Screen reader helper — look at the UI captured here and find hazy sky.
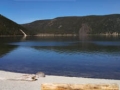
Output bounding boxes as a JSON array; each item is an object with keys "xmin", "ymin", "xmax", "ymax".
[{"xmin": 0, "ymin": 0, "xmax": 120, "ymax": 24}]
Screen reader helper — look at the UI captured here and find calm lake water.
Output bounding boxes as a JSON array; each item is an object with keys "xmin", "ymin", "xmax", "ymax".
[{"xmin": 0, "ymin": 36, "xmax": 120, "ymax": 79}]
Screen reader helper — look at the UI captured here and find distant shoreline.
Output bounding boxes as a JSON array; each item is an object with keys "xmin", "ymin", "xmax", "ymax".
[{"xmin": 0, "ymin": 33, "xmax": 120, "ymax": 37}]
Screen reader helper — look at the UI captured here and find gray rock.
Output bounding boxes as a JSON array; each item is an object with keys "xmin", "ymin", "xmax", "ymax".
[{"xmin": 36, "ymin": 72, "xmax": 45, "ymax": 78}]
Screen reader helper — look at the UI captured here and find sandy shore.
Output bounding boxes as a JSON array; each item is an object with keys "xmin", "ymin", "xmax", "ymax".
[{"xmin": 0, "ymin": 70, "xmax": 120, "ymax": 90}]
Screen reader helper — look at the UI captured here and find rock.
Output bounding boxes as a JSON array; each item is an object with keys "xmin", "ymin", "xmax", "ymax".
[{"xmin": 36, "ymin": 72, "xmax": 45, "ymax": 78}]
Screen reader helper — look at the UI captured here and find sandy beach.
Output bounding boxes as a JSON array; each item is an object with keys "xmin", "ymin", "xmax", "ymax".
[{"xmin": 0, "ymin": 70, "xmax": 120, "ymax": 90}]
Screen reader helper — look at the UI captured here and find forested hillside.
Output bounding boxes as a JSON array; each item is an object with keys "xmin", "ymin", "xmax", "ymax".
[
  {"xmin": 0, "ymin": 14, "xmax": 120, "ymax": 36},
  {"xmin": 0, "ymin": 14, "xmax": 29, "ymax": 35},
  {"xmin": 22, "ymin": 14, "xmax": 120, "ymax": 35}
]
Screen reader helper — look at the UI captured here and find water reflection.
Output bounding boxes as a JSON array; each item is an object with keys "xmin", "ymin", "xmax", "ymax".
[
  {"xmin": 20, "ymin": 36, "xmax": 27, "ymax": 41},
  {"xmin": 1, "ymin": 35, "xmax": 120, "ymax": 57},
  {"xmin": 30, "ymin": 42, "xmax": 120, "ymax": 56},
  {"xmin": 0, "ymin": 36, "xmax": 120, "ymax": 79},
  {"xmin": 0, "ymin": 37, "xmax": 21, "ymax": 57},
  {"xmin": 0, "ymin": 44, "xmax": 17, "ymax": 57}
]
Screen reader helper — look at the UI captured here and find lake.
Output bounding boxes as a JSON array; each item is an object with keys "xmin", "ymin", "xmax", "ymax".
[{"xmin": 0, "ymin": 36, "xmax": 120, "ymax": 79}]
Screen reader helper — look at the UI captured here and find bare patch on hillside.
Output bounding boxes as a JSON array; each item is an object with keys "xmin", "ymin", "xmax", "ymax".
[{"xmin": 79, "ymin": 23, "xmax": 91, "ymax": 36}]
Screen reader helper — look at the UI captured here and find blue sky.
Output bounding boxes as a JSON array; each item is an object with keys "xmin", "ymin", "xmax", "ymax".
[{"xmin": 0, "ymin": 0, "xmax": 120, "ymax": 24}]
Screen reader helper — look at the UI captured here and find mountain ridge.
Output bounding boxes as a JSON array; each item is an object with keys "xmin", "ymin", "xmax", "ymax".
[
  {"xmin": 22, "ymin": 14, "xmax": 120, "ymax": 36},
  {"xmin": 0, "ymin": 14, "xmax": 29, "ymax": 36},
  {"xmin": 0, "ymin": 14, "xmax": 120, "ymax": 36}
]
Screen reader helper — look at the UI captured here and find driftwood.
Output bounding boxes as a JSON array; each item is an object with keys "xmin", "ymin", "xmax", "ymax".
[
  {"xmin": 41, "ymin": 83, "xmax": 119, "ymax": 90},
  {"xmin": 0, "ymin": 72, "xmax": 45, "ymax": 81},
  {"xmin": 7, "ymin": 72, "xmax": 45, "ymax": 81},
  {"xmin": 7, "ymin": 74, "xmax": 38, "ymax": 81}
]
